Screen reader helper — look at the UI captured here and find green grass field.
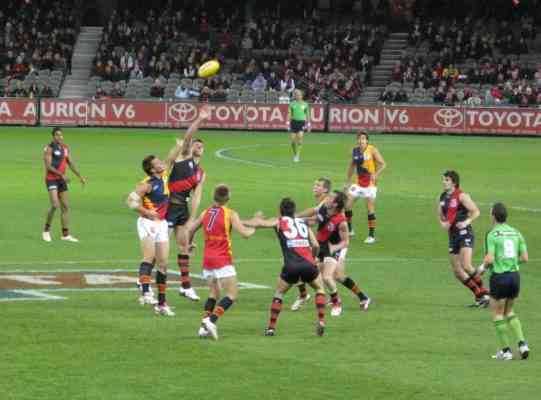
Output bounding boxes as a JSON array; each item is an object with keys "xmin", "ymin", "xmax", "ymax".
[{"xmin": 1, "ymin": 127, "xmax": 539, "ymax": 400}]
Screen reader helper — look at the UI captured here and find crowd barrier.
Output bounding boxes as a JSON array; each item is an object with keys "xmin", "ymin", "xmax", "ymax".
[{"xmin": 1, "ymin": 98, "xmax": 541, "ymax": 136}]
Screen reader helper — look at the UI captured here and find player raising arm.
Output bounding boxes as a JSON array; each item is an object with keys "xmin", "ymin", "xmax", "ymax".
[{"xmin": 166, "ymin": 105, "xmax": 210, "ymax": 301}]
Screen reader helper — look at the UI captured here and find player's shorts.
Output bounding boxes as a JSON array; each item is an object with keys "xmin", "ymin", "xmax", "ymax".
[
  {"xmin": 166, "ymin": 202, "xmax": 189, "ymax": 227},
  {"xmin": 348, "ymin": 184, "xmax": 377, "ymax": 200},
  {"xmin": 317, "ymin": 242, "xmax": 347, "ymax": 262},
  {"xmin": 280, "ymin": 262, "xmax": 319, "ymax": 285},
  {"xmin": 203, "ymin": 265, "xmax": 237, "ymax": 280},
  {"xmin": 448, "ymin": 226, "xmax": 474, "ymax": 254},
  {"xmin": 290, "ymin": 120, "xmax": 306, "ymax": 133},
  {"xmin": 490, "ymin": 271, "xmax": 520, "ymax": 300},
  {"xmin": 137, "ymin": 217, "xmax": 169, "ymax": 243},
  {"xmin": 45, "ymin": 178, "xmax": 68, "ymax": 193}
]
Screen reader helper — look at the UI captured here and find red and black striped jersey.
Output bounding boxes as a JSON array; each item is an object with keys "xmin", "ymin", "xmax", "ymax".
[
  {"xmin": 168, "ymin": 158, "xmax": 203, "ymax": 202},
  {"xmin": 316, "ymin": 206, "xmax": 346, "ymax": 244},
  {"xmin": 275, "ymin": 217, "xmax": 315, "ymax": 266},
  {"xmin": 45, "ymin": 142, "xmax": 69, "ymax": 180},
  {"xmin": 439, "ymin": 188, "xmax": 468, "ymax": 231}
]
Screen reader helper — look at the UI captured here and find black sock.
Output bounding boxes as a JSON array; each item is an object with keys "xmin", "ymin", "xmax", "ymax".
[
  {"xmin": 156, "ymin": 270, "xmax": 167, "ymax": 305},
  {"xmin": 210, "ymin": 296, "xmax": 234, "ymax": 323}
]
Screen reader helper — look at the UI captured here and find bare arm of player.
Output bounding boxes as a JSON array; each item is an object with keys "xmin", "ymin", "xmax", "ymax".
[
  {"xmin": 230, "ymin": 211, "xmax": 256, "ymax": 238},
  {"xmin": 329, "ymin": 221, "xmax": 350, "ymax": 254},
  {"xmin": 456, "ymin": 193, "xmax": 480, "ymax": 229},
  {"xmin": 66, "ymin": 149, "xmax": 87, "ymax": 185},
  {"xmin": 187, "ymin": 212, "xmax": 204, "ymax": 239},
  {"xmin": 43, "ymin": 146, "xmax": 67, "ymax": 181},
  {"xmin": 243, "ymin": 215, "xmax": 279, "ymax": 229},
  {"xmin": 295, "ymin": 206, "xmax": 318, "ymax": 219},
  {"xmin": 345, "ymin": 161, "xmax": 355, "ymax": 189},
  {"xmin": 127, "ymin": 183, "xmax": 159, "ymax": 220},
  {"xmin": 189, "ymin": 172, "xmax": 206, "ymax": 221},
  {"xmin": 373, "ymin": 147, "xmax": 386, "ymax": 180},
  {"xmin": 178, "ymin": 105, "xmax": 211, "ymax": 158},
  {"xmin": 308, "ymin": 227, "xmax": 320, "ymax": 258}
]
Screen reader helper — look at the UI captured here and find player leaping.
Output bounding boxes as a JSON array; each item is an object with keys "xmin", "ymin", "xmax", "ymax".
[{"xmin": 166, "ymin": 106, "xmax": 210, "ymax": 301}]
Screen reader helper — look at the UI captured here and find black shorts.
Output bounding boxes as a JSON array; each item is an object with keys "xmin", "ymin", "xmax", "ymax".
[
  {"xmin": 448, "ymin": 227, "xmax": 474, "ymax": 255},
  {"xmin": 290, "ymin": 120, "xmax": 306, "ymax": 133},
  {"xmin": 490, "ymin": 271, "xmax": 520, "ymax": 300},
  {"xmin": 45, "ymin": 179, "xmax": 68, "ymax": 193},
  {"xmin": 317, "ymin": 241, "xmax": 343, "ymax": 262},
  {"xmin": 280, "ymin": 262, "xmax": 319, "ymax": 285},
  {"xmin": 166, "ymin": 202, "xmax": 190, "ymax": 228}
]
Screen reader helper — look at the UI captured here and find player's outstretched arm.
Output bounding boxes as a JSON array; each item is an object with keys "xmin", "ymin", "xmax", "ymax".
[
  {"xmin": 295, "ymin": 206, "xmax": 318, "ymax": 219},
  {"xmin": 243, "ymin": 213, "xmax": 278, "ymax": 229},
  {"xmin": 166, "ymin": 105, "xmax": 211, "ymax": 167},
  {"xmin": 231, "ymin": 211, "xmax": 256, "ymax": 238}
]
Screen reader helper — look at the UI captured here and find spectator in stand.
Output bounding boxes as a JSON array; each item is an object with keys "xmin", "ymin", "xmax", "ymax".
[
  {"xmin": 279, "ymin": 74, "xmax": 295, "ymax": 94},
  {"xmin": 434, "ymin": 86, "xmax": 446, "ymax": 103},
  {"xmin": 28, "ymin": 83, "xmax": 40, "ymax": 99},
  {"xmin": 110, "ymin": 83, "xmax": 124, "ymax": 98},
  {"xmin": 175, "ymin": 84, "xmax": 190, "ymax": 99},
  {"xmin": 251, "ymin": 73, "xmax": 267, "ymax": 92},
  {"xmin": 13, "ymin": 81, "xmax": 28, "ymax": 98},
  {"xmin": 40, "ymin": 84, "xmax": 54, "ymax": 98},
  {"xmin": 199, "ymin": 86, "xmax": 210, "ymax": 102},
  {"xmin": 130, "ymin": 64, "xmax": 144, "ymax": 80},
  {"xmin": 490, "ymin": 85, "xmax": 504, "ymax": 104},
  {"xmin": 395, "ymin": 88, "xmax": 408, "ymax": 103},
  {"xmin": 150, "ymin": 79, "xmax": 164, "ymax": 98},
  {"xmin": 379, "ymin": 88, "xmax": 394, "ymax": 104},
  {"xmin": 267, "ymin": 71, "xmax": 280, "ymax": 91}
]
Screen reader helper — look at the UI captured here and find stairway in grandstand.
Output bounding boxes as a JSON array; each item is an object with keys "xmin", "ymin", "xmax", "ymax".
[
  {"xmin": 359, "ymin": 32, "xmax": 408, "ymax": 104},
  {"xmin": 59, "ymin": 27, "xmax": 103, "ymax": 98}
]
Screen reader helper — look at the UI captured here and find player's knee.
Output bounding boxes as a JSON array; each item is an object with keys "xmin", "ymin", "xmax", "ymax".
[{"xmin": 60, "ymin": 203, "xmax": 69, "ymax": 213}]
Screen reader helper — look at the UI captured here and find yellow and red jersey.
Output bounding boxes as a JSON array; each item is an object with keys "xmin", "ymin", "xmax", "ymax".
[
  {"xmin": 202, "ymin": 205, "xmax": 233, "ymax": 269},
  {"xmin": 352, "ymin": 144, "xmax": 377, "ymax": 187},
  {"xmin": 140, "ymin": 173, "xmax": 169, "ymax": 220}
]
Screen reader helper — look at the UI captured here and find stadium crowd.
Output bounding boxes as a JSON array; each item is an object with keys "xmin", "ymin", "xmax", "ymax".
[
  {"xmin": 380, "ymin": 2, "xmax": 541, "ymax": 106},
  {"xmin": 89, "ymin": 4, "xmax": 388, "ymax": 103},
  {"xmin": 0, "ymin": 0, "xmax": 78, "ymax": 97}
]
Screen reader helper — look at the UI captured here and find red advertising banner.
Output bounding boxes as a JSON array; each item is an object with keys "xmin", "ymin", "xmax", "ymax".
[
  {"xmin": 0, "ymin": 99, "xmax": 37, "ymax": 125},
  {"xmin": 328, "ymin": 104, "xmax": 541, "ymax": 136},
  {"xmin": 39, "ymin": 100, "xmax": 325, "ymax": 131}
]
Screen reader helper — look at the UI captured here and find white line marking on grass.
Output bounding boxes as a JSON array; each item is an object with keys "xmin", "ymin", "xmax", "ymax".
[
  {"xmin": 0, "ymin": 290, "xmax": 65, "ymax": 302},
  {"xmin": 215, "ymin": 144, "xmax": 541, "ymax": 214},
  {"xmin": 215, "ymin": 144, "xmax": 281, "ymax": 168}
]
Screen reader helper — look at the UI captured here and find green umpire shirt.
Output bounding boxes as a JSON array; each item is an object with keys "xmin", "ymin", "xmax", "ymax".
[
  {"xmin": 486, "ymin": 223, "xmax": 527, "ymax": 274},
  {"xmin": 289, "ymin": 101, "xmax": 309, "ymax": 121}
]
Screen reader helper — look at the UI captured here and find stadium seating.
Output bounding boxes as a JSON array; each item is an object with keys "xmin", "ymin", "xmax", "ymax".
[
  {"xmin": 88, "ymin": 5, "xmax": 388, "ymax": 103},
  {"xmin": 0, "ymin": 0, "xmax": 79, "ymax": 98}
]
